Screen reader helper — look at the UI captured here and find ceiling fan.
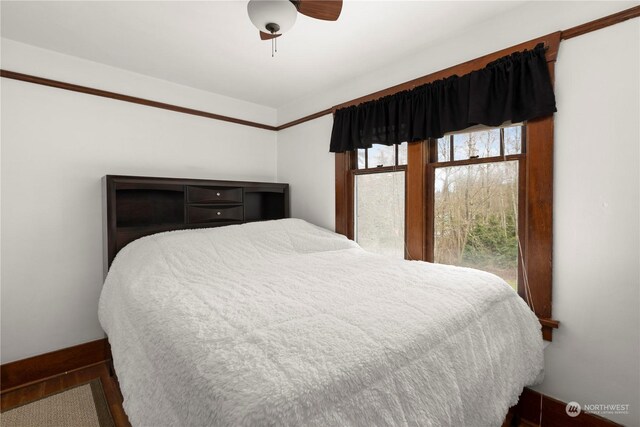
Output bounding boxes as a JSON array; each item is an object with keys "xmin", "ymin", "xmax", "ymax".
[{"xmin": 247, "ymin": 0, "xmax": 343, "ymax": 55}]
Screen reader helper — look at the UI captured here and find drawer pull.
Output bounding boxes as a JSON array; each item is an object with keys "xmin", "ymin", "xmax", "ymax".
[
  {"xmin": 217, "ymin": 211, "xmax": 221, "ymax": 215},
  {"xmin": 216, "ymin": 192, "xmax": 221, "ymax": 196}
]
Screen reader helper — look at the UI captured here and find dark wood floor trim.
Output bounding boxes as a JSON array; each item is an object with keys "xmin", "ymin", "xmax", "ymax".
[
  {"xmin": 0, "ymin": 70, "xmax": 278, "ymax": 131},
  {"xmin": 514, "ymin": 388, "xmax": 623, "ymax": 427},
  {"xmin": 1, "ymin": 344, "xmax": 621, "ymax": 427},
  {"xmin": 1, "ymin": 362, "xmax": 131, "ymax": 427},
  {"xmin": 561, "ymin": 5, "xmax": 640, "ymax": 40},
  {"xmin": 0, "ymin": 338, "xmax": 111, "ymax": 394}
]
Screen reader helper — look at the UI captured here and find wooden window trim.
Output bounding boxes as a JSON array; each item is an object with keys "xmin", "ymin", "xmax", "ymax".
[
  {"xmin": 335, "ymin": 32, "xmax": 560, "ymax": 340},
  {"xmin": 353, "ymin": 165, "xmax": 407, "ymax": 176},
  {"xmin": 434, "ymin": 153, "xmax": 525, "ymax": 168}
]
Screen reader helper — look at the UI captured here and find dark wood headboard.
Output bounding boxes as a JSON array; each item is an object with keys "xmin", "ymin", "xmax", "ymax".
[{"xmin": 102, "ymin": 175, "xmax": 289, "ymax": 276}]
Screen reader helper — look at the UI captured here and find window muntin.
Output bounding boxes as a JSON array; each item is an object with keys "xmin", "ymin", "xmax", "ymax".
[{"xmin": 355, "ymin": 171, "xmax": 405, "ymax": 258}]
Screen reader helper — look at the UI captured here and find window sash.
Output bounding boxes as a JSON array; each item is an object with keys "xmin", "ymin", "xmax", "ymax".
[
  {"xmin": 354, "ymin": 170, "xmax": 406, "ymax": 259},
  {"xmin": 427, "ymin": 147, "xmax": 526, "ymax": 299}
]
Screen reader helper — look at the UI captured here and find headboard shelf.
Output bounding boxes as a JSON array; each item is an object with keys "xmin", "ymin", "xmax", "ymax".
[
  {"xmin": 115, "ymin": 188, "xmax": 185, "ymax": 227},
  {"xmin": 103, "ymin": 175, "xmax": 289, "ymax": 275}
]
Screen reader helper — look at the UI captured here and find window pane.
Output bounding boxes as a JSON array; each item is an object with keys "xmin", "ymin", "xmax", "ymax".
[
  {"xmin": 355, "ymin": 171, "xmax": 405, "ymax": 258},
  {"xmin": 473, "ymin": 129, "xmax": 501, "ymax": 157},
  {"xmin": 357, "ymin": 149, "xmax": 367, "ymax": 169},
  {"xmin": 397, "ymin": 142, "xmax": 408, "ymax": 165},
  {"xmin": 368, "ymin": 144, "xmax": 395, "ymax": 167},
  {"xmin": 453, "ymin": 129, "xmax": 500, "ymax": 160},
  {"xmin": 438, "ymin": 137, "xmax": 450, "ymax": 162},
  {"xmin": 434, "ymin": 161, "xmax": 519, "ymax": 290},
  {"xmin": 504, "ymin": 125, "xmax": 523, "ymax": 155},
  {"xmin": 453, "ymin": 133, "xmax": 471, "ymax": 160}
]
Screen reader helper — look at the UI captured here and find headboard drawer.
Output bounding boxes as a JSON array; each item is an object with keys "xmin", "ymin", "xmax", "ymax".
[
  {"xmin": 187, "ymin": 186, "xmax": 243, "ymax": 204},
  {"xmin": 187, "ymin": 205, "xmax": 244, "ymax": 224}
]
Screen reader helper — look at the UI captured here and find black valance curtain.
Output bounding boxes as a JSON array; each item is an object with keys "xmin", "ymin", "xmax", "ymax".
[{"xmin": 329, "ymin": 43, "xmax": 556, "ymax": 153}]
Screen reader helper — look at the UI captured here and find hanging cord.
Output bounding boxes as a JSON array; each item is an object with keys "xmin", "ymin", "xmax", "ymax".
[{"xmin": 517, "ymin": 237, "xmax": 535, "ymax": 312}]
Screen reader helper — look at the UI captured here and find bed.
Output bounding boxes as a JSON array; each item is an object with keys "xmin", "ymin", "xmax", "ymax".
[{"xmin": 99, "ymin": 210, "xmax": 543, "ymax": 426}]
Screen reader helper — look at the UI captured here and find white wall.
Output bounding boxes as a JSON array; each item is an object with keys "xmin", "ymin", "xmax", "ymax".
[
  {"xmin": 0, "ymin": 41, "xmax": 278, "ymax": 363},
  {"xmin": 2, "ymin": 39, "xmax": 277, "ymax": 127},
  {"xmin": 277, "ymin": 115, "xmax": 335, "ymax": 231},
  {"xmin": 276, "ymin": 5, "xmax": 640, "ymax": 426},
  {"xmin": 538, "ymin": 19, "xmax": 640, "ymax": 424}
]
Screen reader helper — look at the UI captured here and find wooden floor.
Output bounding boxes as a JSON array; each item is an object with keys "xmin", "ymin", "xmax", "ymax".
[{"xmin": 0, "ymin": 362, "xmax": 131, "ymax": 427}]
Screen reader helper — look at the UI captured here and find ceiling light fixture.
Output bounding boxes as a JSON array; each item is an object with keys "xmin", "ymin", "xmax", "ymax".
[{"xmin": 247, "ymin": 0, "xmax": 297, "ymax": 57}]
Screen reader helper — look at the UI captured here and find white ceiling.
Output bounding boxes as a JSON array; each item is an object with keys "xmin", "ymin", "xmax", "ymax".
[{"xmin": 1, "ymin": 1, "xmax": 526, "ymax": 108}]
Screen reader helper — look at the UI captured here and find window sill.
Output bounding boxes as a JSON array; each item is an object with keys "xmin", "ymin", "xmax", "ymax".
[{"xmin": 539, "ymin": 317, "xmax": 559, "ymax": 341}]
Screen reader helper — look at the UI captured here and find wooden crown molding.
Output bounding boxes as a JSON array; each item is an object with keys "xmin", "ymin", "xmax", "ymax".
[
  {"xmin": 0, "ymin": 338, "xmax": 111, "ymax": 394},
  {"xmin": 2, "ymin": 7, "xmax": 638, "ymax": 132},
  {"xmin": 277, "ymin": 108, "xmax": 333, "ymax": 131},
  {"xmin": 561, "ymin": 5, "xmax": 640, "ymax": 40},
  {"xmin": 332, "ymin": 32, "xmax": 561, "ymax": 112},
  {"xmin": 0, "ymin": 70, "xmax": 278, "ymax": 132},
  {"xmin": 276, "ymin": 31, "xmax": 559, "ymax": 130},
  {"xmin": 279, "ymin": 5, "xmax": 639, "ymax": 129}
]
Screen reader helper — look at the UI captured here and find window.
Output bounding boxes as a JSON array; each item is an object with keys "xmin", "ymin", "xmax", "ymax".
[
  {"xmin": 353, "ymin": 143, "xmax": 407, "ymax": 258},
  {"xmin": 336, "ymin": 121, "xmax": 556, "ymax": 340},
  {"xmin": 432, "ymin": 126, "xmax": 524, "ymax": 291},
  {"xmin": 334, "ymin": 37, "xmax": 557, "ymax": 340}
]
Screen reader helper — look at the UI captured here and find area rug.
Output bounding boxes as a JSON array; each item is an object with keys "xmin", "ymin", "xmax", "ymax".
[{"xmin": 1, "ymin": 379, "xmax": 115, "ymax": 427}]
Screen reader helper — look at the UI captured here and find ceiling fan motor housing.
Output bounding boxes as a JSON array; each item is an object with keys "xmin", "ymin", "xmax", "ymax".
[{"xmin": 265, "ymin": 23, "xmax": 280, "ymax": 34}]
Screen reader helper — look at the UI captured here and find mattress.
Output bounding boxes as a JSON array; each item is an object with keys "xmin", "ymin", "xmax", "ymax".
[{"xmin": 99, "ymin": 218, "xmax": 543, "ymax": 427}]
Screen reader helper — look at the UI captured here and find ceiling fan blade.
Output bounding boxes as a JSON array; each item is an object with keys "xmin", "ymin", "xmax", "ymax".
[
  {"xmin": 291, "ymin": 0, "xmax": 342, "ymax": 21},
  {"xmin": 260, "ymin": 31, "xmax": 282, "ymax": 40}
]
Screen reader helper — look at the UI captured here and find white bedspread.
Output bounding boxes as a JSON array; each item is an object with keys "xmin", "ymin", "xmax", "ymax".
[{"xmin": 99, "ymin": 219, "xmax": 543, "ymax": 427}]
